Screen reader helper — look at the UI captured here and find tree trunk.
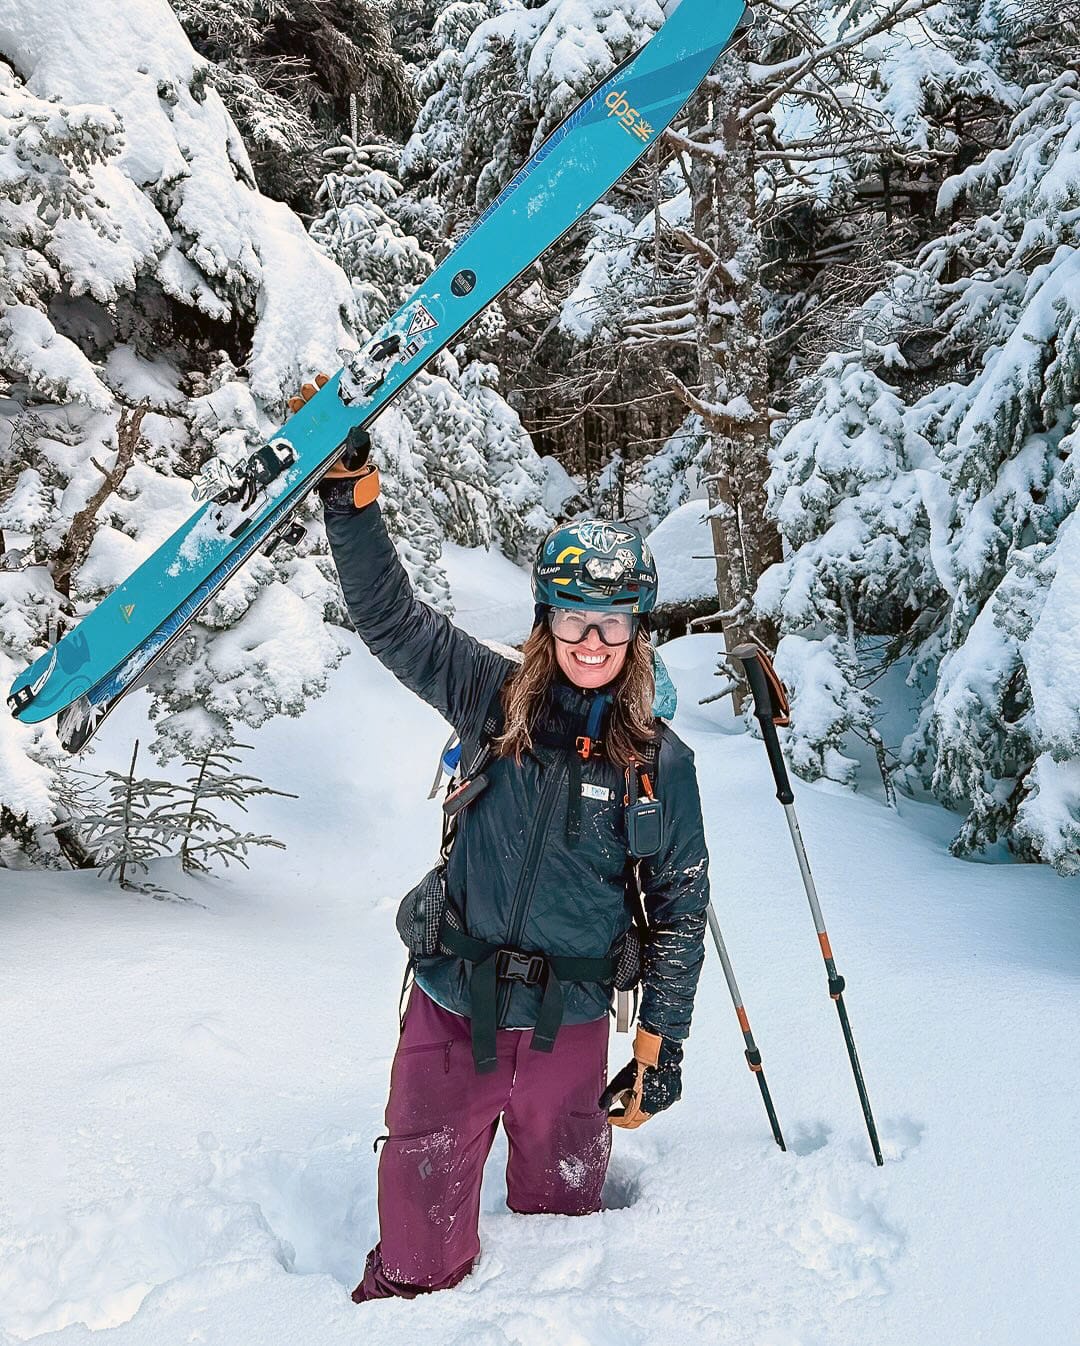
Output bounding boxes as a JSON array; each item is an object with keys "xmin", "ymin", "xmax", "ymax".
[{"xmin": 681, "ymin": 65, "xmax": 782, "ymax": 709}]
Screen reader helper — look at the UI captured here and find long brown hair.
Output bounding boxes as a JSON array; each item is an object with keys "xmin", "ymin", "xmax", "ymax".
[{"xmin": 496, "ymin": 621, "xmax": 657, "ymax": 769}]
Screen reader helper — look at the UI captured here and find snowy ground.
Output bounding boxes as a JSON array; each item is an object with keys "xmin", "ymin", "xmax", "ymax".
[{"xmin": 2, "ymin": 562, "xmax": 1079, "ymax": 1346}]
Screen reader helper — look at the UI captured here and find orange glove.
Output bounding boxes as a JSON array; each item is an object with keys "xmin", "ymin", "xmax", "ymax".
[{"xmin": 290, "ymin": 374, "xmax": 380, "ymax": 512}]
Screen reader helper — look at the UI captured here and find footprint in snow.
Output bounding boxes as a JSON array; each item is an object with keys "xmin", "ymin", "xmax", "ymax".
[
  {"xmin": 197, "ymin": 1130, "xmax": 376, "ymax": 1285},
  {"xmin": 528, "ymin": 1243, "xmax": 605, "ymax": 1293},
  {"xmin": 179, "ymin": 1018, "xmax": 246, "ymax": 1063},
  {"xmin": 0, "ymin": 1189, "xmax": 290, "ymax": 1340},
  {"xmin": 787, "ymin": 1120, "xmax": 832, "ymax": 1156},
  {"xmin": 600, "ymin": 1153, "xmax": 641, "ymax": 1211},
  {"xmin": 785, "ymin": 1180, "xmax": 905, "ymax": 1301},
  {"xmin": 878, "ymin": 1114, "xmax": 925, "ymax": 1162}
]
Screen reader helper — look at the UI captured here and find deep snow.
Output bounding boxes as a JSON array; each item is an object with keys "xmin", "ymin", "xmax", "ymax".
[{"xmin": 1, "ymin": 564, "xmax": 1078, "ymax": 1346}]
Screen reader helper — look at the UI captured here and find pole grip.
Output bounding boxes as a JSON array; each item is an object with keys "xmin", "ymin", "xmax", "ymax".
[{"xmin": 732, "ymin": 644, "xmax": 794, "ymax": 806}]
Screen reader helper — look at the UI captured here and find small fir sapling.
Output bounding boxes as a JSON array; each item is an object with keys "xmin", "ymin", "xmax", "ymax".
[
  {"xmin": 170, "ymin": 743, "xmax": 296, "ymax": 874},
  {"xmin": 84, "ymin": 740, "xmax": 294, "ymax": 890},
  {"xmin": 83, "ymin": 740, "xmax": 188, "ymax": 892}
]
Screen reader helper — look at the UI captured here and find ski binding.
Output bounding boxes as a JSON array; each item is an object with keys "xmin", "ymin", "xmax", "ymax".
[
  {"xmin": 262, "ymin": 520, "xmax": 306, "ymax": 557},
  {"xmin": 192, "ymin": 438, "xmax": 297, "ymax": 513},
  {"xmin": 339, "ymin": 334, "xmax": 402, "ymax": 405}
]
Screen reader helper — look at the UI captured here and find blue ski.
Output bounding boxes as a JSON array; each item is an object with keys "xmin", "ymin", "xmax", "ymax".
[{"xmin": 8, "ymin": 0, "xmax": 748, "ymax": 750}]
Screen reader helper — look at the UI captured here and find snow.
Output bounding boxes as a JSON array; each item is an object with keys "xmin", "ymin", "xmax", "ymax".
[
  {"xmin": 441, "ymin": 541, "xmax": 535, "ymax": 646},
  {"xmin": 102, "ymin": 350, "xmax": 185, "ymax": 411},
  {"xmin": 2, "ymin": 553, "xmax": 1078, "ymax": 1343},
  {"xmin": 537, "ymin": 454, "xmax": 582, "ymax": 517},
  {"xmin": 647, "ymin": 498, "xmax": 715, "ymax": 607},
  {"xmin": 0, "ymin": 0, "xmax": 356, "ymax": 410},
  {"xmin": 0, "ymin": 306, "xmax": 113, "ymax": 411},
  {"xmin": 1023, "ymin": 510, "xmax": 1080, "ymax": 751}
]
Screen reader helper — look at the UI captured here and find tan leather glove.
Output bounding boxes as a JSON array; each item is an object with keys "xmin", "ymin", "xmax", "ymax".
[{"xmin": 601, "ymin": 1027, "xmax": 683, "ymax": 1130}]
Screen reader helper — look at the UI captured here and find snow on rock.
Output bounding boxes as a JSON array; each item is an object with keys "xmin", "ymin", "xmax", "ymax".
[{"xmin": 648, "ymin": 497, "xmax": 715, "ymax": 608}]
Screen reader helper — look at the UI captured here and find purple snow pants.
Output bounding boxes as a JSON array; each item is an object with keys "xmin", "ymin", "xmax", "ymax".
[{"xmin": 352, "ymin": 985, "xmax": 611, "ymax": 1302}]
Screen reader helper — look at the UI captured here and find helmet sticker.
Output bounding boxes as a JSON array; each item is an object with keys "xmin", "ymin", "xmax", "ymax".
[{"xmin": 574, "ymin": 521, "xmax": 635, "ymax": 553}]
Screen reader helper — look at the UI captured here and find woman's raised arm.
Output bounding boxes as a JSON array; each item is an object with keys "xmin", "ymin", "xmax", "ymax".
[{"xmin": 324, "ymin": 494, "xmax": 512, "ymax": 737}]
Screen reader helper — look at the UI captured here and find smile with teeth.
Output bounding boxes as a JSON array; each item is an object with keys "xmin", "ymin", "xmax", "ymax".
[{"xmin": 573, "ymin": 650, "xmax": 609, "ymax": 665}]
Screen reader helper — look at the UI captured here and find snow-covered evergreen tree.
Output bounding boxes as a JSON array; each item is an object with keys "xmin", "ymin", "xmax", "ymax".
[
  {"xmin": 0, "ymin": 0, "xmax": 356, "ymax": 861},
  {"xmin": 550, "ymin": 0, "xmax": 1012, "ymax": 659},
  {"xmin": 403, "ymin": 0, "xmax": 663, "ymax": 228},
  {"xmin": 759, "ymin": 350, "xmax": 944, "ymax": 642},
  {"xmin": 311, "ymin": 135, "xmax": 433, "ymax": 334},
  {"xmin": 758, "ymin": 53, "xmax": 1080, "ymax": 871},
  {"xmin": 173, "ymin": 0, "xmax": 415, "ymax": 211},
  {"xmin": 458, "ymin": 359, "xmax": 553, "ymax": 562},
  {"xmin": 307, "ymin": 129, "xmax": 556, "ymax": 598}
]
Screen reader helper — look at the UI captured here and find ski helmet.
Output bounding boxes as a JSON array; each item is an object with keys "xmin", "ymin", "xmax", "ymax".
[{"xmin": 532, "ymin": 519, "xmax": 658, "ymax": 614}]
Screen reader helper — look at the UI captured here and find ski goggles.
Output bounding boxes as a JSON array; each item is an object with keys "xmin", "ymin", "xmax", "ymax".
[{"xmin": 548, "ymin": 608, "xmax": 637, "ymax": 647}]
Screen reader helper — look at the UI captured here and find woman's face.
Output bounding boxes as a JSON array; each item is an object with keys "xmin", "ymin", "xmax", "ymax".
[{"xmin": 550, "ymin": 610, "xmax": 632, "ymax": 689}]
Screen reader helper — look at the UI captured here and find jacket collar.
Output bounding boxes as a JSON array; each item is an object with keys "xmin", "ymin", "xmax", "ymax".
[{"xmin": 533, "ymin": 678, "xmax": 612, "ymax": 747}]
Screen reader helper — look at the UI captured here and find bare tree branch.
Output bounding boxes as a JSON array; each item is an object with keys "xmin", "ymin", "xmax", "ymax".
[
  {"xmin": 53, "ymin": 403, "xmax": 149, "ymax": 601},
  {"xmin": 737, "ymin": 0, "xmax": 941, "ymax": 123}
]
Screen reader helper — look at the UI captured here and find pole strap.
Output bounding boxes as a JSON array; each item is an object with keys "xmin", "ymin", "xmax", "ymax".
[{"xmin": 732, "ymin": 637, "xmax": 790, "ymax": 726}]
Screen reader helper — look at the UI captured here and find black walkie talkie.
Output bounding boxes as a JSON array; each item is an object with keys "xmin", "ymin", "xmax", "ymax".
[{"xmin": 625, "ymin": 761, "xmax": 663, "ymax": 858}]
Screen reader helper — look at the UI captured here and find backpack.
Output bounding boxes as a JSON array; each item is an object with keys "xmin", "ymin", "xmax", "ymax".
[{"xmin": 404, "ymin": 690, "xmax": 662, "ymax": 1038}]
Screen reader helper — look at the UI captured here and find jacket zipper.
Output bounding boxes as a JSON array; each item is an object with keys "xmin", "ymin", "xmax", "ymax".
[{"xmin": 496, "ymin": 753, "xmax": 567, "ymax": 1026}]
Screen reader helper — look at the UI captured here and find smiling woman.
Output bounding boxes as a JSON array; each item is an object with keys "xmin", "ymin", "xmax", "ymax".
[
  {"xmin": 550, "ymin": 607, "xmax": 636, "ymax": 690},
  {"xmin": 314, "ymin": 428, "xmax": 711, "ymax": 1306}
]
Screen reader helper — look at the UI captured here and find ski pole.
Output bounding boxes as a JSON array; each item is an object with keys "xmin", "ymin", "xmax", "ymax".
[
  {"xmin": 732, "ymin": 642, "xmax": 884, "ymax": 1167},
  {"xmin": 706, "ymin": 902, "xmax": 786, "ymax": 1151}
]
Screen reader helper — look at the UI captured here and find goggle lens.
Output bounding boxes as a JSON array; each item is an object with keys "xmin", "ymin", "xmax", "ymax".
[{"xmin": 549, "ymin": 609, "xmax": 636, "ymax": 646}]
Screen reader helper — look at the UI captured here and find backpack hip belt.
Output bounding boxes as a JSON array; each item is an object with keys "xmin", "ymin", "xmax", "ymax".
[{"xmin": 438, "ymin": 919, "xmax": 618, "ymax": 1074}]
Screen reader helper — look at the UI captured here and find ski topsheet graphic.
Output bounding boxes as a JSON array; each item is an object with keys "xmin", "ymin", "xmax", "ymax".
[{"xmin": 9, "ymin": 0, "xmax": 748, "ymax": 750}]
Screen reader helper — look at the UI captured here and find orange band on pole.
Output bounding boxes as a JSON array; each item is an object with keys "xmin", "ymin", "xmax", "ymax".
[
  {"xmin": 818, "ymin": 931, "xmax": 834, "ymax": 960},
  {"xmin": 736, "ymin": 1007, "xmax": 750, "ymax": 1033}
]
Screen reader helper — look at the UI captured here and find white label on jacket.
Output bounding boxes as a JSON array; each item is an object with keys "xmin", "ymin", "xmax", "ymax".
[{"xmin": 581, "ymin": 783, "xmax": 614, "ymax": 802}]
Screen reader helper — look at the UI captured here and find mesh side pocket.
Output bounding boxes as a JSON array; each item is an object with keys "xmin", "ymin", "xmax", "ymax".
[
  {"xmin": 612, "ymin": 925, "xmax": 643, "ymax": 992},
  {"xmin": 395, "ymin": 865, "xmax": 449, "ymax": 959}
]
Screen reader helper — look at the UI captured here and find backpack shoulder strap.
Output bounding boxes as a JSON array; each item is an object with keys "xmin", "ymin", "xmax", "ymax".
[
  {"xmin": 640, "ymin": 732, "xmax": 661, "ymax": 788},
  {"xmin": 462, "ymin": 685, "xmax": 505, "ymax": 778},
  {"xmin": 438, "ymin": 686, "xmax": 506, "ymax": 860},
  {"xmin": 624, "ymin": 727, "xmax": 664, "ymax": 929}
]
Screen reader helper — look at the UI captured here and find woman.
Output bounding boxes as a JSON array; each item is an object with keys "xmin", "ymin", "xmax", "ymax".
[{"xmin": 317, "ymin": 427, "xmax": 711, "ymax": 1304}]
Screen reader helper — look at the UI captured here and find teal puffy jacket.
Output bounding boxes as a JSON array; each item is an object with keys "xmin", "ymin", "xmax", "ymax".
[{"xmin": 325, "ymin": 501, "xmax": 710, "ymax": 1041}]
